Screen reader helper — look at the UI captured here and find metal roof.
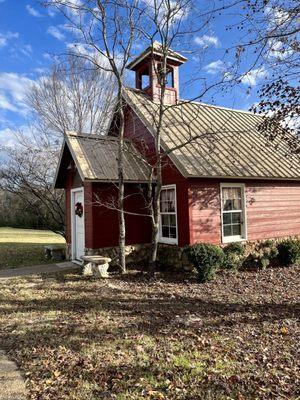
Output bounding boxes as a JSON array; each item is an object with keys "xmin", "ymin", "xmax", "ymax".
[
  {"xmin": 124, "ymin": 88, "xmax": 300, "ymax": 180},
  {"xmin": 127, "ymin": 41, "xmax": 187, "ymax": 71},
  {"xmin": 54, "ymin": 132, "xmax": 150, "ymax": 188}
]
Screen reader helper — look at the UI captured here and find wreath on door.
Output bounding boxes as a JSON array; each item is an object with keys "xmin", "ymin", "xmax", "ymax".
[{"xmin": 75, "ymin": 202, "xmax": 83, "ymax": 217}]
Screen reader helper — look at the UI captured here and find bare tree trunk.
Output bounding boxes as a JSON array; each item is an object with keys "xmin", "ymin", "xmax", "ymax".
[
  {"xmin": 117, "ymin": 92, "xmax": 126, "ymax": 273},
  {"xmin": 149, "ymin": 74, "xmax": 166, "ymax": 276}
]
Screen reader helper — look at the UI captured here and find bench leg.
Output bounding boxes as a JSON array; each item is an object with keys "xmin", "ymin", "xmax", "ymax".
[
  {"xmin": 92, "ymin": 263, "xmax": 110, "ymax": 278},
  {"xmin": 82, "ymin": 262, "xmax": 94, "ymax": 276}
]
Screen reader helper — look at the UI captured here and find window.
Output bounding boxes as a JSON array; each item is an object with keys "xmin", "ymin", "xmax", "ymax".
[
  {"xmin": 137, "ymin": 65, "xmax": 150, "ymax": 90},
  {"xmin": 166, "ymin": 68, "xmax": 174, "ymax": 87},
  {"xmin": 221, "ymin": 184, "xmax": 246, "ymax": 242},
  {"xmin": 158, "ymin": 64, "xmax": 174, "ymax": 88},
  {"xmin": 160, "ymin": 185, "xmax": 177, "ymax": 244}
]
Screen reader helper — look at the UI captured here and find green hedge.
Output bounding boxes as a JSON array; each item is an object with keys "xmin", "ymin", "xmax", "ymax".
[
  {"xmin": 277, "ymin": 239, "xmax": 300, "ymax": 265},
  {"xmin": 184, "ymin": 243, "xmax": 224, "ymax": 282}
]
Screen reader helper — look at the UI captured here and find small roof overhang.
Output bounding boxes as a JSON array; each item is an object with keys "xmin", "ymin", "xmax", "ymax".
[
  {"xmin": 53, "ymin": 131, "xmax": 151, "ymax": 189},
  {"xmin": 126, "ymin": 41, "xmax": 187, "ymax": 71}
]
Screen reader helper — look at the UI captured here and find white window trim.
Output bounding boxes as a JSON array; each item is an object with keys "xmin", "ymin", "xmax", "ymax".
[
  {"xmin": 159, "ymin": 184, "xmax": 178, "ymax": 245},
  {"xmin": 220, "ymin": 183, "xmax": 247, "ymax": 244},
  {"xmin": 71, "ymin": 187, "xmax": 85, "ymax": 263}
]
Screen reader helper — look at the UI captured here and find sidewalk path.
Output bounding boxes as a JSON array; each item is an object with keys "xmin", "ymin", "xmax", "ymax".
[
  {"xmin": 0, "ymin": 262, "xmax": 80, "ymax": 281},
  {"xmin": 0, "ymin": 350, "xmax": 27, "ymax": 400}
]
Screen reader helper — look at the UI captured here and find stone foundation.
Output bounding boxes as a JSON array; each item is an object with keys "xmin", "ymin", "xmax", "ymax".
[
  {"xmin": 85, "ymin": 243, "xmax": 153, "ymax": 267},
  {"xmin": 83, "ymin": 243, "xmax": 193, "ymax": 270},
  {"xmin": 66, "ymin": 235, "xmax": 300, "ymax": 270}
]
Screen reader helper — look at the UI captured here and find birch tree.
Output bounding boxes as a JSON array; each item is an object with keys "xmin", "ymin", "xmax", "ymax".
[{"xmin": 44, "ymin": 0, "xmax": 144, "ymax": 273}]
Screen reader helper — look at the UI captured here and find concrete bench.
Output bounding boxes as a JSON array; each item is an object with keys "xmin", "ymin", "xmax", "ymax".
[
  {"xmin": 81, "ymin": 255, "xmax": 112, "ymax": 278},
  {"xmin": 44, "ymin": 245, "xmax": 65, "ymax": 262}
]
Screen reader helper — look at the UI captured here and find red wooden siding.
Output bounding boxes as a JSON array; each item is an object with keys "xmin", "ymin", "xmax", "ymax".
[
  {"xmin": 123, "ymin": 105, "xmax": 190, "ymax": 246},
  {"xmin": 84, "ymin": 182, "xmax": 93, "ymax": 249},
  {"xmin": 188, "ymin": 179, "xmax": 300, "ymax": 245},
  {"xmin": 88, "ymin": 183, "xmax": 151, "ymax": 248},
  {"xmin": 246, "ymin": 181, "xmax": 300, "ymax": 240},
  {"xmin": 188, "ymin": 180, "xmax": 222, "ymax": 244}
]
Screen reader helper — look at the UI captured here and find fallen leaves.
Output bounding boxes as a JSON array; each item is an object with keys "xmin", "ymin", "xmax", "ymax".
[{"xmin": 0, "ymin": 265, "xmax": 299, "ymax": 399}]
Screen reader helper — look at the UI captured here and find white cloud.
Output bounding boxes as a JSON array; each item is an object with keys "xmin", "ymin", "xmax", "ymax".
[
  {"xmin": 0, "ymin": 72, "xmax": 34, "ymax": 116},
  {"xmin": 26, "ymin": 4, "xmax": 43, "ymax": 17},
  {"xmin": 265, "ymin": 6, "xmax": 290, "ymax": 29},
  {"xmin": 268, "ymin": 39, "xmax": 293, "ymax": 60},
  {"xmin": 203, "ymin": 59, "xmax": 225, "ymax": 75},
  {"xmin": 20, "ymin": 44, "xmax": 33, "ymax": 57},
  {"xmin": 43, "ymin": 52, "xmax": 52, "ymax": 60},
  {"xmin": 0, "ymin": 128, "xmax": 17, "ymax": 148},
  {"xmin": 47, "ymin": 0, "xmax": 82, "ymax": 20},
  {"xmin": 240, "ymin": 66, "xmax": 268, "ymax": 87},
  {"xmin": 47, "ymin": 8, "xmax": 57, "ymax": 17},
  {"xmin": 0, "ymin": 93, "xmax": 16, "ymax": 112},
  {"xmin": 47, "ymin": 26, "xmax": 65, "ymax": 41},
  {"xmin": 194, "ymin": 35, "xmax": 220, "ymax": 48},
  {"xmin": 0, "ymin": 31, "xmax": 19, "ymax": 49},
  {"xmin": 141, "ymin": 0, "xmax": 189, "ymax": 23},
  {"xmin": 33, "ymin": 67, "xmax": 47, "ymax": 74}
]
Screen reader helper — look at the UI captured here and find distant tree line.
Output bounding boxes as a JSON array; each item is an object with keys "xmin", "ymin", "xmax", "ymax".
[{"xmin": 0, "ymin": 190, "xmax": 60, "ymax": 230}]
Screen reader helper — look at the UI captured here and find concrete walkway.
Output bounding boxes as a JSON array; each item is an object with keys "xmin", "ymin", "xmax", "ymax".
[
  {"xmin": 0, "ymin": 262, "xmax": 80, "ymax": 281},
  {"xmin": 0, "ymin": 350, "xmax": 27, "ymax": 400}
]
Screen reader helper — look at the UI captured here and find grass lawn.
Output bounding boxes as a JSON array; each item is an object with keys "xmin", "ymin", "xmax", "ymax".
[
  {"xmin": 0, "ymin": 266, "xmax": 299, "ymax": 399},
  {"xmin": 0, "ymin": 227, "xmax": 65, "ymax": 270}
]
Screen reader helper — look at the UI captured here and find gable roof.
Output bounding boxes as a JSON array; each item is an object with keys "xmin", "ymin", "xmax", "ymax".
[
  {"xmin": 124, "ymin": 88, "xmax": 300, "ymax": 180},
  {"xmin": 127, "ymin": 41, "xmax": 187, "ymax": 71},
  {"xmin": 54, "ymin": 132, "xmax": 150, "ymax": 188}
]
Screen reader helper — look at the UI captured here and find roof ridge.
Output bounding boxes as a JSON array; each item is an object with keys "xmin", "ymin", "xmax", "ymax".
[
  {"xmin": 67, "ymin": 132, "xmax": 136, "ymax": 145},
  {"xmin": 66, "ymin": 132, "xmax": 119, "ymax": 141},
  {"xmin": 124, "ymin": 87, "xmax": 260, "ymax": 117}
]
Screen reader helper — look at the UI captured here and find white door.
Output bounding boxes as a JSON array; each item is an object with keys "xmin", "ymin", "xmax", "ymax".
[{"xmin": 72, "ymin": 188, "xmax": 85, "ymax": 261}]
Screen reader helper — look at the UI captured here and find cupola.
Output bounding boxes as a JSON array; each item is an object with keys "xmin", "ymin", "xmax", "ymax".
[{"xmin": 127, "ymin": 41, "xmax": 187, "ymax": 105}]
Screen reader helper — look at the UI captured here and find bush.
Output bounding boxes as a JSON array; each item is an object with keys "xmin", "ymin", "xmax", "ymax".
[
  {"xmin": 243, "ymin": 240, "xmax": 278, "ymax": 270},
  {"xmin": 277, "ymin": 239, "xmax": 300, "ymax": 266},
  {"xmin": 184, "ymin": 243, "xmax": 224, "ymax": 282},
  {"xmin": 223, "ymin": 242, "xmax": 245, "ymax": 270}
]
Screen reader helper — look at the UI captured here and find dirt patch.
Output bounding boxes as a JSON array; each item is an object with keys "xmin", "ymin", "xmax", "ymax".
[{"xmin": 0, "ymin": 349, "xmax": 27, "ymax": 400}]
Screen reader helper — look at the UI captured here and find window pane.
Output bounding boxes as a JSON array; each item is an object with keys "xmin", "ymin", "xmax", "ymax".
[
  {"xmin": 169, "ymin": 214, "xmax": 176, "ymax": 227},
  {"xmin": 161, "ymin": 189, "xmax": 167, "ymax": 202},
  {"xmin": 170, "ymin": 227, "xmax": 177, "ymax": 238},
  {"xmin": 223, "ymin": 225, "xmax": 232, "ymax": 237},
  {"xmin": 161, "ymin": 214, "xmax": 169, "ymax": 226},
  {"xmin": 162, "ymin": 226, "xmax": 169, "ymax": 238},
  {"xmin": 232, "ymin": 212, "xmax": 241, "ymax": 223},
  {"xmin": 232, "ymin": 198, "xmax": 242, "ymax": 210},
  {"xmin": 223, "ymin": 199, "xmax": 233, "ymax": 211},
  {"xmin": 232, "ymin": 224, "xmax": 242, "ymax": 236},
  {"xmin": 160, "ymin": 201, "xmax": 168, "ymax": 213},
  {"xmin": 167, "ymin": 189, "xmax": 175, "ymax": 212},
  {"xmin": 222, "ymin": 187, "xmax": 242, "ymax": 211},
  {"xmin": 223, "ymin": 213, "xmax": 231, "ymax": 225}
]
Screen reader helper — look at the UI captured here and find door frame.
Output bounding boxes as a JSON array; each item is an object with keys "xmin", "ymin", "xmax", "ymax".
[{"xmin": 71, "ymin": 187, "xmax": 85, "ymax": 262}]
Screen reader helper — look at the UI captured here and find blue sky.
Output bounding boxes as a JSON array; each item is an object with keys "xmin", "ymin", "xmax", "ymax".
[{"xmin": 0, "ymin": 0, "xmax": 267, "ymax": 145}]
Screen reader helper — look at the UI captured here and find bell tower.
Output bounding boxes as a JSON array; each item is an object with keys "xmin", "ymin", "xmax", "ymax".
[{"xmin": 127, "ymin": 42, "xmax": 187, "ymax": 105}]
